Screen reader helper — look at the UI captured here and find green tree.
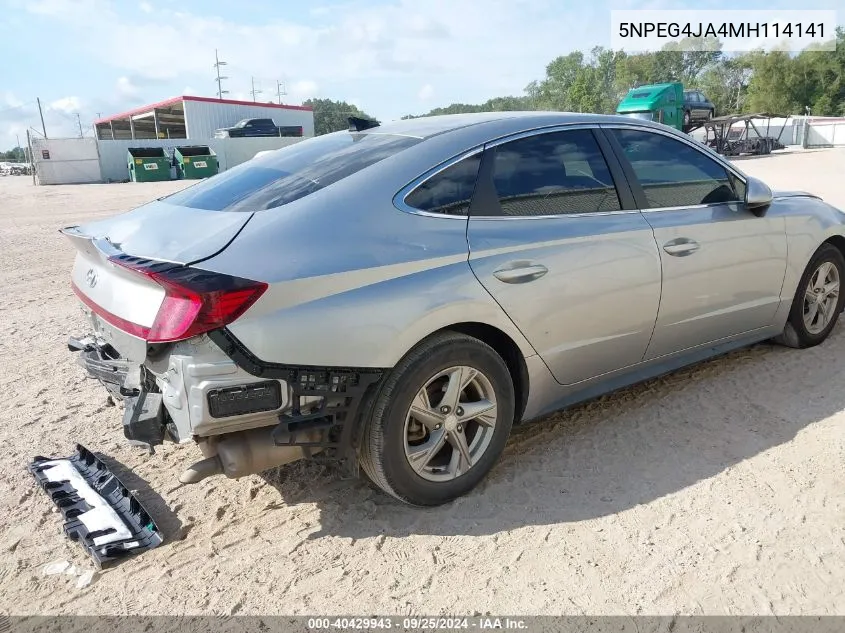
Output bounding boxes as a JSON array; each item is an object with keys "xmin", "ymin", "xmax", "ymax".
[
  {"xmin": 744, "ymin": 51, "xmax": 802, "ymax": 113},
  {"xmin": 0, "ymin": 147, "xmax": 26, "ymax": 161},
  {"xmin": 697, "ymin": 54, "xmax": 754, "ymax": 115},
  {"xmin": 303, "ymin": 98, "xmax": 377, "ymax": 135},
  {"xmin": 403, "ymin": 95, "xmax": 532, "ymax": 119}
]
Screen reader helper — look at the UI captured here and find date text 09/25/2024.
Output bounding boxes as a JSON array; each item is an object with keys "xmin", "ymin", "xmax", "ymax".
[
  {"xmin": 307, "ymin": 617, "xmax": 528, "ymax": 630},
  {"xmin": 618, "ymin": 22, "xmax": 826, "ymax": 39}
]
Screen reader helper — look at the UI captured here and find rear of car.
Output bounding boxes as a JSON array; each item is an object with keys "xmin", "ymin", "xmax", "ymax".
[{"xmin": 63, "ymin": 127, "xmax": 429, "ymax": 479}]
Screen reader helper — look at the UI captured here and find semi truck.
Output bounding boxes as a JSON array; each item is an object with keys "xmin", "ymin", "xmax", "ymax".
[{"xmin": 615, "ymin": 82, "xmax": 715, "ymax": 131}]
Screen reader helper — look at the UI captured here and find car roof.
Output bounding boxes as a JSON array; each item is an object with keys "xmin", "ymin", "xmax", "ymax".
[{"xmin": 360, "ymin": 111, "xmax": 674, "ymax": 140}]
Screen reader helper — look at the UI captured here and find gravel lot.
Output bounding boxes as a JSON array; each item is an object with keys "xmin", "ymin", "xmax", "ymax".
[{"xmin": 1, "ymin": 149, "xmax": 843, "ymax": 616}]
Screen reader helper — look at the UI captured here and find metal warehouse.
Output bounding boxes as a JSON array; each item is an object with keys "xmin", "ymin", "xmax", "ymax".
[{"xmin": 93, "ymin": 95, "xmax": 314, "ymax": 140}]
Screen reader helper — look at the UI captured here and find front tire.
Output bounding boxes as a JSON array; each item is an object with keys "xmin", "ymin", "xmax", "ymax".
[
  {"xmin": 774, "ymin": 243, "xmax": 845, "ymax": 348},
  {"xmin": 359, "ymin": 331, "xmax": 515, "ymax": 506}
]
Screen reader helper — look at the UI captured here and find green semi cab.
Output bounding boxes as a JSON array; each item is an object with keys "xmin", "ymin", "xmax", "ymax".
[
  {"xmin": 616, "ymin": 82, "xmax": 684, "ymax": 130},
  {"xmin": 616, "ymin": 82, "xmax": 717, "ymax": 132}
]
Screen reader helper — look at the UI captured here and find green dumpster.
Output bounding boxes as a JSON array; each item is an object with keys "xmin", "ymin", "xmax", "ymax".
[
  {"xmin": 127, "ymin": 147, "xmax": 171, "ymax": 182},
  {"xmin": 174, "ymin": 145, "xmax": 219, "ymax": 179}
]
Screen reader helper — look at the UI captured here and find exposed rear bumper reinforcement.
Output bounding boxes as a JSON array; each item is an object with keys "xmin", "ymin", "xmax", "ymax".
[
  {"xmin": 28, "ymin": 444, "xmax": 163, "ymax": 569},
  {"xmin": 207, "ymin": 328, "xmax": 386, "ymax": 462},
  {"xmin": 68, "ymin": 335, "xmax": 133, "ymax": 401}
]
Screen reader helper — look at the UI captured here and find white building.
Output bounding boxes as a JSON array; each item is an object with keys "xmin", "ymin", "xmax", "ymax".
[{"xmin": 93, "ymin": 95, "xmax": 314, "ymax": 141}]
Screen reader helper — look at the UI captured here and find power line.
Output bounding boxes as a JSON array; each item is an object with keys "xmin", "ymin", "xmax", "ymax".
[
  {"xmin": 250, "ymin": 76, "xmax": 262, "ymax": 102},
  {"xmin": 276, "ymin": 80, "xmax": 287, "ymax": 105},
  {"xmin": 214, "ymin": 49, "xmax": 229, "ymax": 99}
]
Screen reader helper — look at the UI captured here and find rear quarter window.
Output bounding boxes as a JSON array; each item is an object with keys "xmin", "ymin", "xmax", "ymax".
[{"xmin": 163, "ymin": 132, "xmax": 421, "ymax": 212}]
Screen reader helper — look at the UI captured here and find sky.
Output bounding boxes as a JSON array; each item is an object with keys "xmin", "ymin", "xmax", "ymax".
[{"xmin": 0, "ymin": 0, "xmax": 841, "ymax": 149}]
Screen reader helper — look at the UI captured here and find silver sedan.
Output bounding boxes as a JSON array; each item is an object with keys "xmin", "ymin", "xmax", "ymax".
[{"xmin": 63, "ymin": 112, "xmax": 845, "ymax": 506}]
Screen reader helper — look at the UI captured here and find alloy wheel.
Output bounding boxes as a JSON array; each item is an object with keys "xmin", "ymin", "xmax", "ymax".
[
  {"xmin": 803, "ymin": 261, "xmax": 840, "ymax": 334},
  {"xmin": 403, "ymin": 365, "xmax": 498, "ymax": 482}
]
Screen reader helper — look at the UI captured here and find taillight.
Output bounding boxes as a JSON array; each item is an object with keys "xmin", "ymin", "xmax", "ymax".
[{"xmin": 103, "ymin": 257, "xmax": 267, "ymax": 343}]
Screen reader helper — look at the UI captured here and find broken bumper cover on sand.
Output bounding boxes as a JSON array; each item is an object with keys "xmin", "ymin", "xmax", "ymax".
[{"xmin": 28, "ymin": 444, "xmax": 163, "ymax": 569}]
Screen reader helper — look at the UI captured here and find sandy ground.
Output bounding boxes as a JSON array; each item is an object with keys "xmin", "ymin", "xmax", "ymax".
[{"xmin": 0, "ymin": 149, "xmax": 843, "ymax": 617}]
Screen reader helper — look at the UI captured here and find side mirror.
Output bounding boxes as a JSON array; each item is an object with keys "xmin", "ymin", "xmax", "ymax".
[{"xmin": 745, "ymin": 176, "xmax": 773, "ymax": 216}]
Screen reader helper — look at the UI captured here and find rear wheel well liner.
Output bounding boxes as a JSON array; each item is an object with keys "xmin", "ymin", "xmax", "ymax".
[{"xmin": 823, "ymin": 235, "xmax": 845, "ymax": 263}]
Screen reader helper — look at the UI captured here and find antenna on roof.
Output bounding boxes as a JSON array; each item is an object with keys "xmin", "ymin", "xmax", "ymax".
[{"xmin": 348, "ymin": 116, "xmax": 380, "ymax": 132}]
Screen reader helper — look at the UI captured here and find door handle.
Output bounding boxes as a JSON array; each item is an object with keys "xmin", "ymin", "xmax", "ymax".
[
  {"xmin": 493, "ymin": 263, "xmax": 549, "ymax": 283},
  {"xmin": 662, "ymin": 238, "xmax": 700, "ymax": 257}
]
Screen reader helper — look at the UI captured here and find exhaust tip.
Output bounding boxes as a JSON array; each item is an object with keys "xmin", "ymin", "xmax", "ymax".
[{"xmin": 179, "ymin": 455, "xmax": 223, "ymax": 484}]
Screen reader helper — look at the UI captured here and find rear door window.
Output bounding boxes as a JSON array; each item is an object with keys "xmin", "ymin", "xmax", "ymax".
[
  {"xmin": 486, "ymin": 129, "xmax": 622, "ymax": 216},
  {"xmin": 164, "ymin": 132, "xmax": 421, "ymax": 212}
]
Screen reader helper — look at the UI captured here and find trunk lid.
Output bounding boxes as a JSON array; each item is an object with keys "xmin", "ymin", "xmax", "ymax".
[
  {"xmin": 62, "ymin": 201, "xmax": 253, "ymax": 355},
  {"xmin": 65, "ymin": 199, "xmax": 254, "ymax": 265}
]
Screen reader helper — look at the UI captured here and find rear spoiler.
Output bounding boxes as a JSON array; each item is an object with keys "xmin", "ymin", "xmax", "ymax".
[{"xmin": 60, "ymin": 226, "xmax": 123, "ymax": 260}]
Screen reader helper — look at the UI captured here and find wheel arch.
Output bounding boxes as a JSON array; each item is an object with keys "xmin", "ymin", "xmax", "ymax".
[
  {"xmin": 406, "ymin": 322, "xmax": 530, "ymax": 424},
  {"xmin": 822, "ymin": 234, "xmax": 845, "ymax": 263}
]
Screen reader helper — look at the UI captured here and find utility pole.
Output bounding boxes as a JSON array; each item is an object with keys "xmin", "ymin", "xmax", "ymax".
[
  {"xmin": 214, "ymin": 49, "xmax": 229, "ymax": 99},
  {"xmin": 275, "ymin": 80, "xmax": 287, "ymax": 105},
  {"xmin": 36, "ymin": 97, "xmax": 47, "ymax": 138},
  {"xmin": 250, "ymin": 77, "xmax": 262, "ymax": 102},
  {"xmin": 75, "ymin": 113, "xmax": 83, "ymax": 137}
]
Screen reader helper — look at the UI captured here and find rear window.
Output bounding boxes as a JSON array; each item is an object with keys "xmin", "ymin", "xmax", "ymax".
[{"xmin": 163, "ymin": 132, "xmax": 422, "ymax": 212}]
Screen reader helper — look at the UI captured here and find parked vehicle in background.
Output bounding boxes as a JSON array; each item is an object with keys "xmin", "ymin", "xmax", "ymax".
[
  {"xmin": 214, "ymin": 118, "xmax": 303, "ymax": 138},
  {"xmin": 0, "ymin": 162, "xmax": 32, "ymax": 176},
  {"xmin": 616, "ymin": 83, "xmax": 716, "ymax": 132},
  {"xmin": 61, "ymin": 111, "xmax": 845, "ymax": 508},
  {"xmin": 683, "ymin": 89, "xmax": 716, "ymax": 127},
  {"xmin": 616, "ymin": 82, "xmax": 684, "ymax": 130}
]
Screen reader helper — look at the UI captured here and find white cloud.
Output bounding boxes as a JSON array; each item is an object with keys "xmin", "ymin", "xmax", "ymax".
[
  {"xmin": 26, "ymin": 0, "xmax": 108, "ymax": 18},
  {"xmin": 139, "ymin": 1, "xmax": 153, "ymax": 13},
  {"xmin": 182, "ymin": 85, "xmax": 198, "ymax": 96},
  {"xmin": 418, "ymin": 83, "xmax": 434, "ymax": 100},
  {"xmin": 20, "ymin": 0, "xmax": 605, "ymax": 106},
  {"xmin": 49, "ymin": 96, "xmax": 81, "ymax": 113},
  {"xmin": 116, "ymin": 76, "xmax": 139, "ymax": 98},
  {"xmin": 288, "ymin": 80, "xmax": 318, "ymax": 100}
]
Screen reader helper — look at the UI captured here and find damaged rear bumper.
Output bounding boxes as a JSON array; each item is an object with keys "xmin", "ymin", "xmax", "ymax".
[
  {"xmin": 28, "ymin": 444, "xmax": 163, "ymax": 569},
  {"xmin": 68, "ymin": 335, "xmax": 167, "ymax": 449}
]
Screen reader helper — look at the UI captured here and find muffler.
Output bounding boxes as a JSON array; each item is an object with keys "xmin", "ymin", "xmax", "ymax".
[{"xmin": 179, "ymin": 426, "xmax": 323, "ymax": 484}]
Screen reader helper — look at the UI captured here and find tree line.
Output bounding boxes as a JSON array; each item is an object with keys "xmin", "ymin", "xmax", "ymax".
[
  {"xmin": 400, "ymin": 29, "xmax": 845, "ymax": 121},
  {"xmin": 0, "ymin": 147, "xmax": 26, "ymax": 161},
  {"xmin": 302, "ymin": 30, "xmax": 843, "ymax": 135}
]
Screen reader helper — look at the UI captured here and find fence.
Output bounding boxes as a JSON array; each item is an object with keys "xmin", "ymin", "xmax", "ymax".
[
  {"xmin": 799, "ymin": 117, "xmax": 845, "ymax": 148},
  {"xmin": 30, "ymin": 137, "xmax": 101, "ymax": 185},
  {"xmin": 30, "ymin": 136, "xmax": 304, "ymax": 185}
]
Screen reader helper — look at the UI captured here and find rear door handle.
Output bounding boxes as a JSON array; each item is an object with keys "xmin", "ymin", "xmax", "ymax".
[
  {"xmin": 493, "ymin": 263, "xmax": 549, "ymax": 283},
  {"xmin": 663, "ymin": 238, "xmax": 700, "ymax": 257}
]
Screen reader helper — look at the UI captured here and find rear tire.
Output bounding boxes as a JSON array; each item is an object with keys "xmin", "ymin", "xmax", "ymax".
[
  {"xmin": 774, "ymin": 243, "xmax": 845, "ymax": 349},
  {"xmin": 359, "ymin": 331, "xmax": 515, "ymax": 506}
]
